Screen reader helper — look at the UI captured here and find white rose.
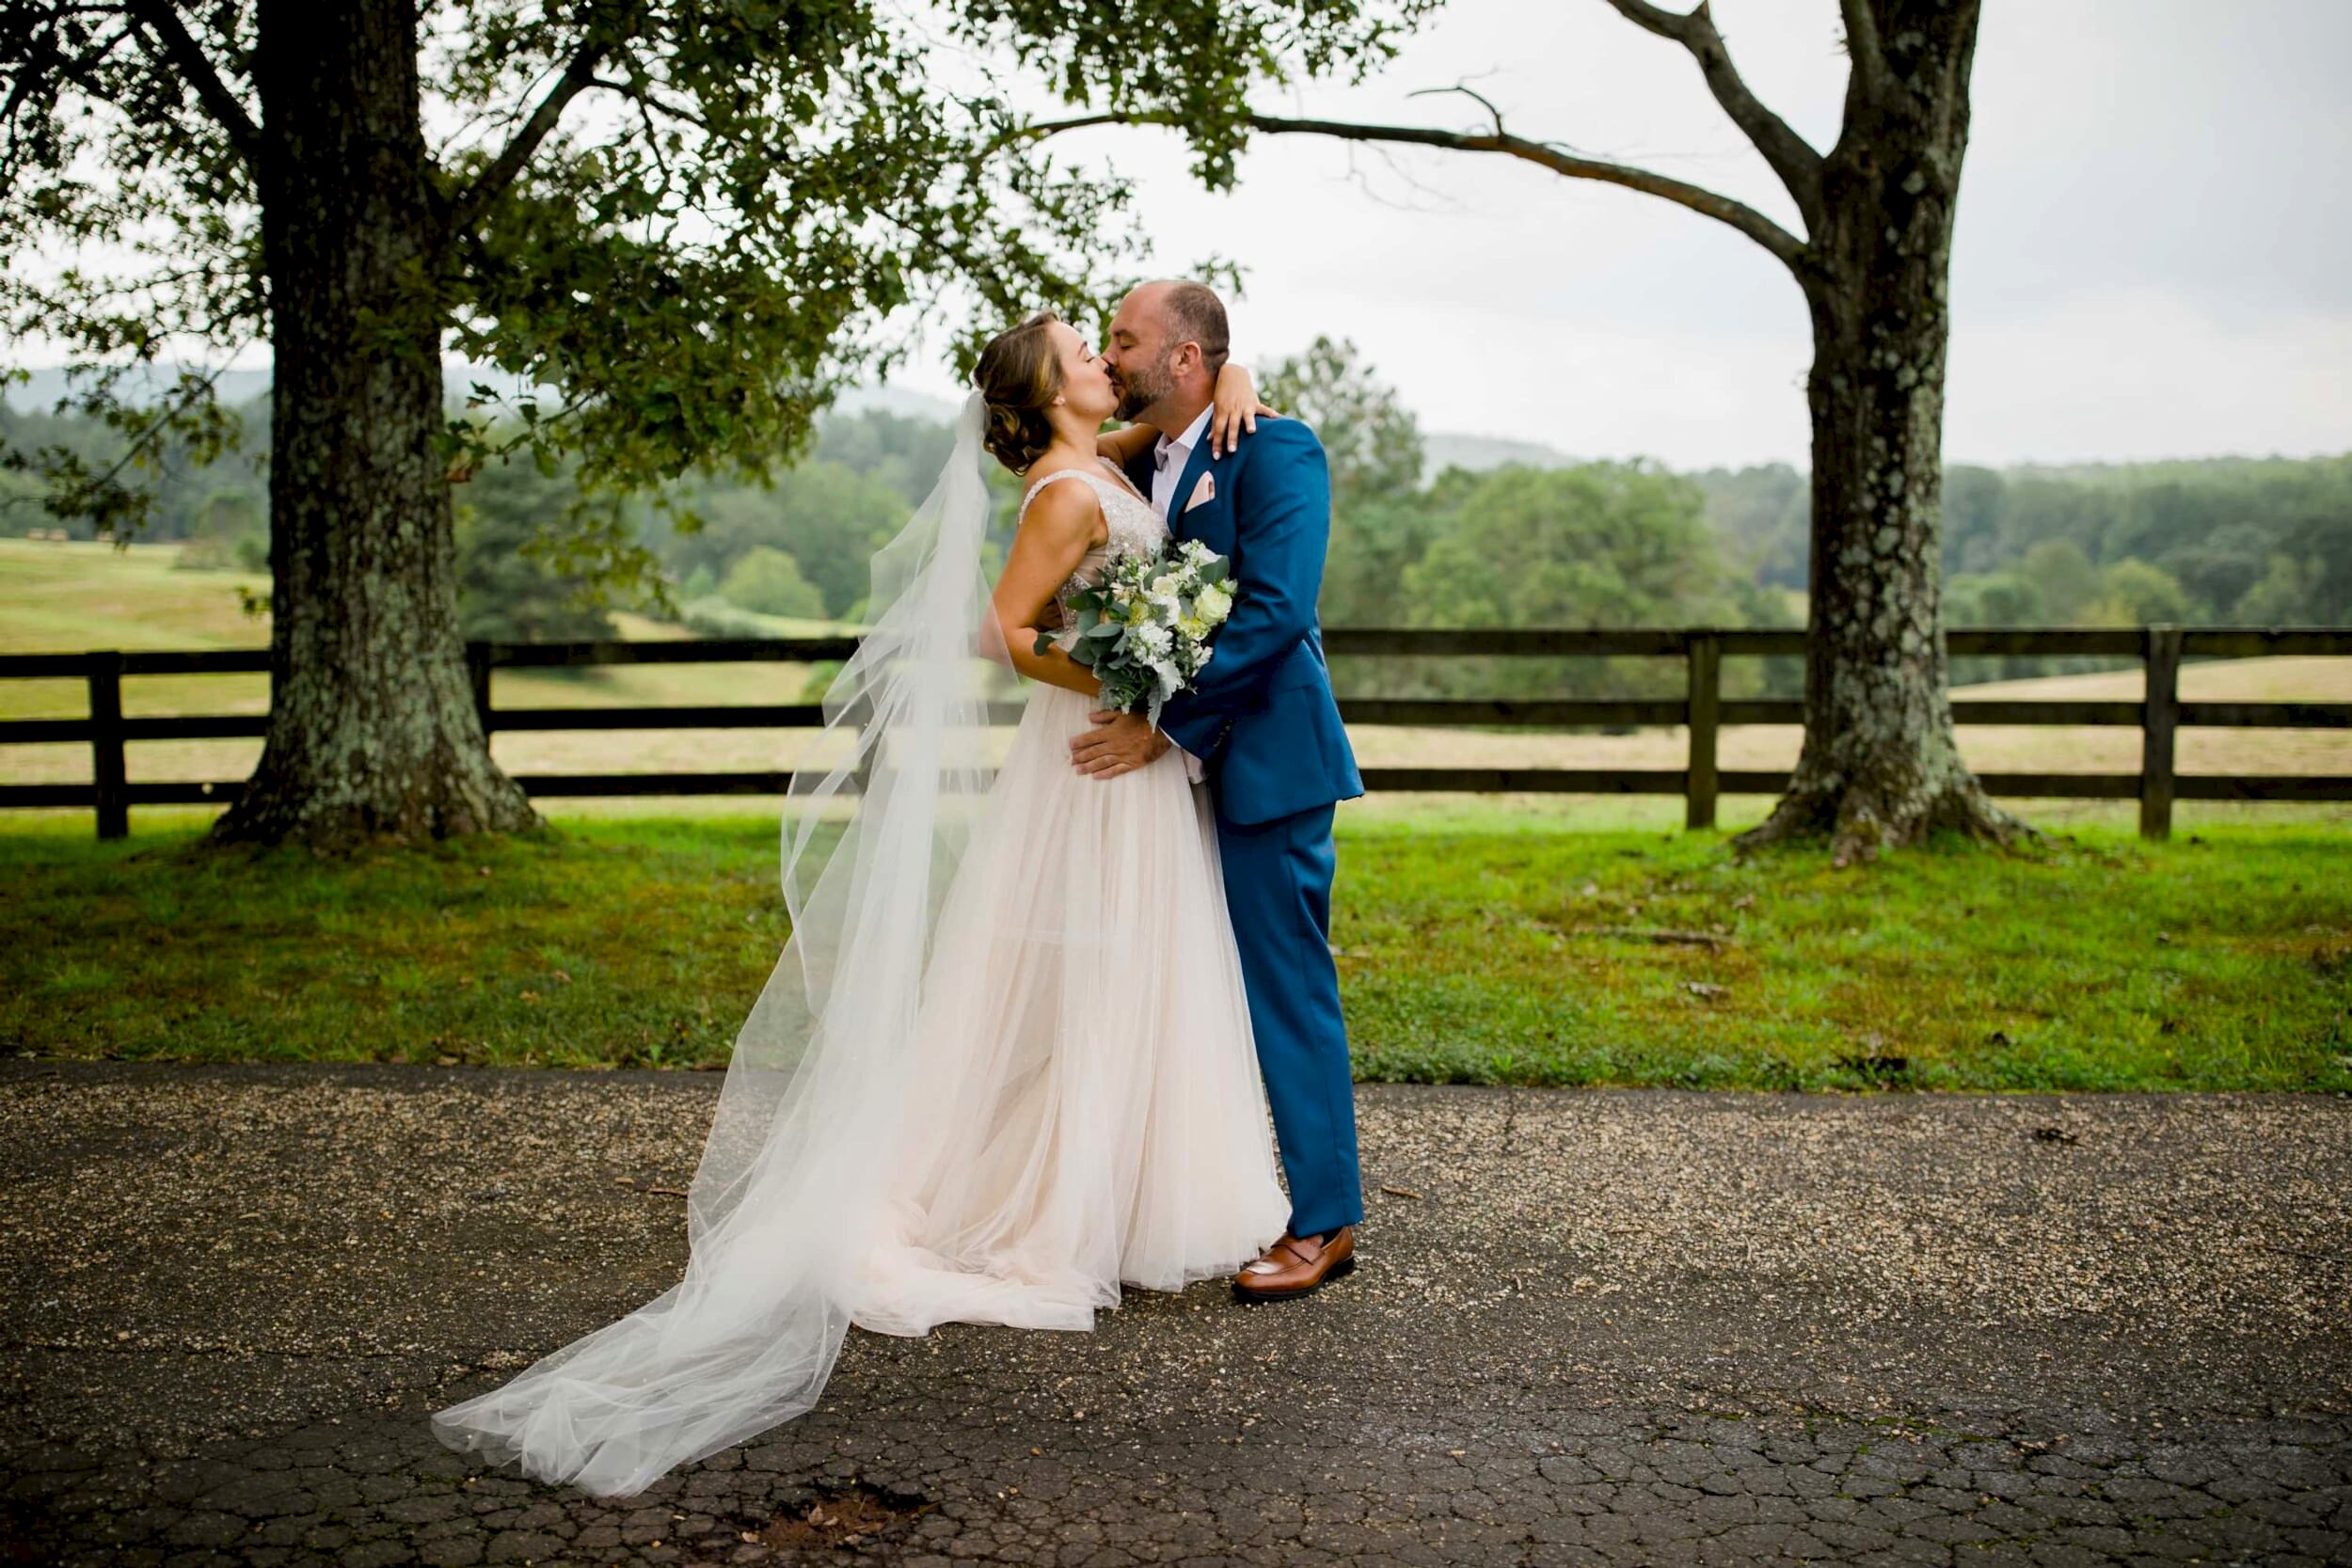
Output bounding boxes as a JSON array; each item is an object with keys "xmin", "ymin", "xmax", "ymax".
[{"xmin": 1195, "ymin": 583, "xmax": 1232, "ymax": 622}]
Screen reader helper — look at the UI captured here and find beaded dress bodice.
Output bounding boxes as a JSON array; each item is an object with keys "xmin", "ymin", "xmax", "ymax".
[{"xmin": 1016, "ymin": 459, "xmax": 1170, "ymax": 639}]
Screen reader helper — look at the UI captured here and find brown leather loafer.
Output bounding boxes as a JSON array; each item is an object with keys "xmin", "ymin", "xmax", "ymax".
[{"xmin": 1232, "ymin": 1226, "xmax": 1356, "ymax": 1302}]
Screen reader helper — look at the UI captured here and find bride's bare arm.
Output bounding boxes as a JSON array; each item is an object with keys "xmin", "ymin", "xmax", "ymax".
[
  {"xmin": 1095, "ymin": 421, "xmax": 1159, "ymax": 467},
  {"xmin": 991, "ymin": 479, "xmax": 1108, "ymax": 698},
  {"xmin": 1093, "ymin": 363, "xmax": 1278, "ymax": 467},
  {"xmin": 1205, "ymin": 361, "xmax": 1278, "ymax": 459}
]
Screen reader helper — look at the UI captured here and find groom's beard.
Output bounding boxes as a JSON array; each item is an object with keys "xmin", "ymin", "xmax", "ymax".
[{"xmin": 1113, "ymin": 353, "xmax": 1175, "ymax": 423}]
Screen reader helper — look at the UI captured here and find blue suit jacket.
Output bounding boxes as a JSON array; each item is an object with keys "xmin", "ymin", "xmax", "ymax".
[{"xmin": 1125, "ymin": 417, "xmax": 1363, "ymax": 827}]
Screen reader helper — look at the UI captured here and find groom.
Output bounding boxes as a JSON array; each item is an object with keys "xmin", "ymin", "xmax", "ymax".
[{"xmin": 1075, "ymin": 279, "xmax": 1368, "ymax": 1302}]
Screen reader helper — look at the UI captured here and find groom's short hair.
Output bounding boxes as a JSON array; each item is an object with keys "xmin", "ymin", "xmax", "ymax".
[{"xmin": 1157, "ymin": 280, "xmax": 1230, "ymax": 377}]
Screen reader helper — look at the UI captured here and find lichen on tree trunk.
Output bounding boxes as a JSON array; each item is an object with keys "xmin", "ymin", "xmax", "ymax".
[
  {"xmin": 1730, "ymin": 0, "xmax": 2032, "ymax": 867},
  {"xmin": 211, "ymin": 0, "xmax": 538, "ymax": 850}
]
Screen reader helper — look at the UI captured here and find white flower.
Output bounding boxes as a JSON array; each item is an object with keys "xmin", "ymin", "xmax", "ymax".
[
  {"xmin": 1195, "ymin": 583, "xmax": 1232, "ymax": 623},
  {"xmin": 1130, "ymin": 622, "xmax": 1172, "ymax": 657}
]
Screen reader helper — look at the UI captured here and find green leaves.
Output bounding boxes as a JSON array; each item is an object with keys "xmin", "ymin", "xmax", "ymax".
[
  {"xmin": 1, "ymin": 0, "xmax": 1434, "ymax": 561},
  {"xmin": 1263, "ymin": 336, "xmax": 1427, "ymax": 507},
  {"xmin": 0, "ymin": 361, "xmax": 252, "ymax": 540},
  {"xmin": 958, "ymin": 0, "xmax": 1438, "ymax": 188}
]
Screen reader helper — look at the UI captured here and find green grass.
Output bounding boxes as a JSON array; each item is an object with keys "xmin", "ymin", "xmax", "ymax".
[
  {"xmin": 1335, "ymin": 809, "xmax": 2352, "ymax": 1091},
  {"xmin": 4, "ymin": 805, "xmax": 2346, "ymax": 1091},
  {"xmin": 1, "ymin": 815, "xmax": 788, "ymax": 1071}
]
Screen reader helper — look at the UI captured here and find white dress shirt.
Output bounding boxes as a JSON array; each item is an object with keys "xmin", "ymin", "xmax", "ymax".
[
  {"xmin": 1150, "ymin": 404, "xmax": 1214, "ymax": 521},
  {"xmin": 1148, "ymin": 404, "xmax": 1214, "ymax": 784}
]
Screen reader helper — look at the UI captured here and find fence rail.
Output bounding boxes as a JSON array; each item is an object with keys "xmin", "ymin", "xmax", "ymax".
[{"xmin": 2, "ymin": 626, "xmax": 2347, "ymax": 841}]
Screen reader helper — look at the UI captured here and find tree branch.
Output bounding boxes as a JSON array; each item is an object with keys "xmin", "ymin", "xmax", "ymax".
[
  {"xmin": 1837, "ymin": 0, "xmax": 1897, "ymax": 102},
  {"xmin": 1008, "ymin": 109, "xmax": 1807, "ymax": 272},
  {"xmin": 124, "ymin": 0, "xmax": 263, "ymax": 173},
  {"xmin": 587, "ymin": 72, "xmax": 710, "ymax": 133},
  {"xmin": 441, "ymin": 37, "xmax": 607, "ymax": 235},
  {"xmin": 1597, "ymin": 0, "xmax": 1823, "ymax": 230}
]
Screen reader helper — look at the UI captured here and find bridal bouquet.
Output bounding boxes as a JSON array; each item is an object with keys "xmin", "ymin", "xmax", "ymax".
[{"xmin": 1037, "ymin": 539, "xmax": 1233, "ymax": 723}]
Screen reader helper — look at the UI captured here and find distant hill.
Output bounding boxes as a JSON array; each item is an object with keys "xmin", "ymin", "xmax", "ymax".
[
  {"xmin": 9, "ymin": 359, "xmax": 522, "ymax": 416},
  {"xmin": 833, "ymin": 384, "xmax": 962, "ymax": 423},
  {"xmin": 1422, "ymin": 432, "xmax": 1580, "ymax": 475},
  {"xmin": 5, "ymin": 360, "xmax": 968, "ymax": 424},
  {"xmin": 9, "ymin": 362, "xmax": 275, "ymax": 413}
]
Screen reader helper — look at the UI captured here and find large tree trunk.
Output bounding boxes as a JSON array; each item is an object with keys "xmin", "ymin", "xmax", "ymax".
[
  {"xmin": 214, "ymin": 0, "xmax": 539, "ymax": 848},
  {"xmin": 1733, "ymin": 0, "xmax": 2029, "ymax": 865}
]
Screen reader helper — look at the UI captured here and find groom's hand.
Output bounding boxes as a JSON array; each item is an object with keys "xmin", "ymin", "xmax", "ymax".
[{"xmin": 1071, "ymin": 710, "xmax": 1170, "ymax": 779}]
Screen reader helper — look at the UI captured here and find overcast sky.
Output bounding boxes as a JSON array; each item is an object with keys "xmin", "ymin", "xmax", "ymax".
[
  {"xmin": 15, "ymin": 1, "xmax": 2349, "ymax": 469},
  {"xmin": 885, "ymin": 0, "xmax": 2352, "ymax": 468}
]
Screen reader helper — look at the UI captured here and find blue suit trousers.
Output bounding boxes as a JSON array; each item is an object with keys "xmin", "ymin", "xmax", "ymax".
[{"xmin": 1215, "ymin": 800, "xmax": 1363, "ymax": 1240}]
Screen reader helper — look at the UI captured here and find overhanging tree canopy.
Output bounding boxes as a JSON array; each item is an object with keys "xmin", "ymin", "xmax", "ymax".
[
  {"xmin": 0, "ymin": 0, "xmax": 1434, "ymax": 847},
  {"xmin": 1026, "ymin": 0, "xmax": 2036, "ymax": 866}
]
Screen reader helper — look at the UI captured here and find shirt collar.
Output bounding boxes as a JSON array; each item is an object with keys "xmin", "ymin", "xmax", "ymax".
[{"xmin": 1152, "ymin": 404, "xmax": 1215, "ymax": 467}]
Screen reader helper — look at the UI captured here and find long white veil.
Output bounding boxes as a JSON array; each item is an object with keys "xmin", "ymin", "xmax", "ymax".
[{"xmin": 429, "ymin": 390, "xmax": 1009, "ymax": 1497}]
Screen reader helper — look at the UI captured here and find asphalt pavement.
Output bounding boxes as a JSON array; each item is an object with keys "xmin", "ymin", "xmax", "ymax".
[{"xmin": 3, "ymin": 1059, "xmax": 2345, "ymax": 1567}]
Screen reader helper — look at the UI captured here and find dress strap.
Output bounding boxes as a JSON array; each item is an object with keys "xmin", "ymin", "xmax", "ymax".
[{"xmin": 1017, "ymin": 467, "xmax": 1110, "ymax": 524}]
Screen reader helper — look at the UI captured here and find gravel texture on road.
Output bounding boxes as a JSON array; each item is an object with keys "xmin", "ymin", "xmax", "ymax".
[{"xmin": 2, "ymin": 1060, "xmax": 2346, "ymax": 1566}]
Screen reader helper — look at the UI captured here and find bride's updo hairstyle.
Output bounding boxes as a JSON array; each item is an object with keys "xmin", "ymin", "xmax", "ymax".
[{"xmin": 972, "ymin": 310, "xmax": 1064, "ymax": 473}]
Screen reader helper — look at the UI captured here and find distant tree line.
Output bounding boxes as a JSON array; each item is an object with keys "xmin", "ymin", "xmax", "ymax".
[
  {"xmin": 1695, "ymin": 453, "xmax": 2349, "ymax": 643},
  {"xmin": 8, "ymin": 352, "xmax": 2344, "ymax": 699}
]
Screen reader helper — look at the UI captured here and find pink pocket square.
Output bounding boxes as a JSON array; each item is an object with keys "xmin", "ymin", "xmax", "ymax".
[{"xmin": 1184, "ymin": 472, "xmax": 1216, "ymax": 513}]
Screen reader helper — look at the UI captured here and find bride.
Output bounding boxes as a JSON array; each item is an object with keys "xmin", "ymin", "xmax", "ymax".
[{"xmin": 429, "ymin": 312, "xmax": 1289, "ymax": 1497}]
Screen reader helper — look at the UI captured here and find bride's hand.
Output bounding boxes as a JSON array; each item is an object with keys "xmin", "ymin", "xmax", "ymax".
[{"xmin": 1209, "ymin": 363, "xmax": 1279, "ymax": 459}]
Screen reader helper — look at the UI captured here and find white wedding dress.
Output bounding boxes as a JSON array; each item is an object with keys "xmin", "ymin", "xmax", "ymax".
[
  {"xmin": 430, "ymin": 406, "xmax": 1287, "ymax": 1498},
  {"xmin": 848, "ymin": 459, "xmax": 1288, "ymax": 1332}
]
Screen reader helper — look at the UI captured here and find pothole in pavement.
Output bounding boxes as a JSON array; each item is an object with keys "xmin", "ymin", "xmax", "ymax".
[{"xmin": 752, "ymin": 1480, "xmax": 935, "ymax": 1553}]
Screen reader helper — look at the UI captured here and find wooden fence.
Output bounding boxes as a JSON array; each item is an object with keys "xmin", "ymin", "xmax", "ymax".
[{"xmin": 2, "ymin": 626, "xmax": 2347, "ymax": 841}]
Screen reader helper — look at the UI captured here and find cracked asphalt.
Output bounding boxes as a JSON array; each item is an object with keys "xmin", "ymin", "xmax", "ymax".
[{"xmin": 2, "ymin": 1059, "xmax": 2346, "ymax": 1567}]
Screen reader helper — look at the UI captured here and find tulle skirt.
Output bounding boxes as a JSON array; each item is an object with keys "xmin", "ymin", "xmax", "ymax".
[
  {"xmin": 426, "ymin": 683, "xmax": 1288, "ymax": 1497},
  {"xmin": 849, "ymin": 682, "xmax": 1290, "ymax": 1334}
]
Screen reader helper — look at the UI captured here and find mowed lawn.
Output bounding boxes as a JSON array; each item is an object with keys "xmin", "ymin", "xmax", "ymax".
[
  {"xmin": 3, "ymin": 806, "xmax": 2346, "ymax": 1092},
  {"xmin": 5, "ymin": 535, "xmax": 2349, "ymax": 1091}
]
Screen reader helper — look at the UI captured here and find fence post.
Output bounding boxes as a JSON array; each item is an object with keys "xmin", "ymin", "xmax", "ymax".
[
  {"xmin": 466, "ymin": 643, "xmax": 494, "ymax": 738},
  {"xmin": 2140, "ymin": 623, "xmax": 2182, "ymax": 841},
  {"xmin": 1685, "ymin": 630, "xmax": 1720, "ymax": 830},
  {"xmin": 87, "ymin": 649, "xmax": 127, "ymax": 841},
  {"xmin": 849, "ymin": 692, "xmax": 877, "ymax": 800}
]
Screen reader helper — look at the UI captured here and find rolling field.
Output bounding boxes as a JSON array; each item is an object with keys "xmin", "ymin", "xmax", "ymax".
[{"xmin": 4, "ymin": 536, "xmax": 2348, "ymax": 836}]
